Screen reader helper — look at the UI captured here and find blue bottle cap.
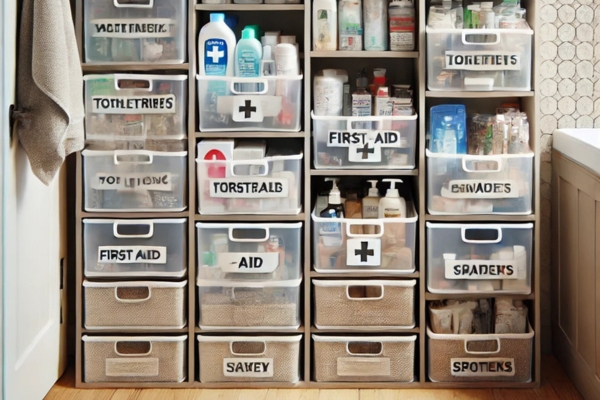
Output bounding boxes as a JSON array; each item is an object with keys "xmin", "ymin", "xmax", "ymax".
[{"xmin": 210, "ymin": 13, "xmax": 225, "ymax": 23}]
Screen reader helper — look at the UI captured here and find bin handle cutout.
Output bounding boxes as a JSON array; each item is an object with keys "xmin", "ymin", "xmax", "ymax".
[
  {"xmin": 346, "ymin": 341, "xmax": 383, "ymax": 356},
  {"xmin": 114, "ymin": 286, "xmax": 152, "ymax": 303},
  {"xmin": 462, "ymin": 31, "xmax": 501, "ymax": 45},
  {"xmin": 113, "ymin": 150, "xmax": 154, "ymax": 165},
  {"xmin": 230, "ymin": 341, "xmax": 267, "ymax": 356},
  {"xmin": 464, "ymin": 337, "xmax": 501, "ymax": 354},
  {"xmin": 114, "ymin": 341, "xmax": 153, "ymax": 357},
  {"xmin": 113, "ymin": 0, "xmax": 154, "ymax": 9},
  {"xmin": 346, "ymin": 220, "xmax": 384, "ymax": 238},
  {"xmin": 461, "ymin": 226, "xmax": 502, "ymax": 244},
  {"xmin": 113, "ymin": 221, "xmax": 154, "ymax": 238},
  {"xmin": 113, "ymin": 74, "xmax": 153, "ymax": 91},
  {"xmin": 461, "ymin": 157, "xmax": 502, "ymax": 173},
  {"xmin": 228, "ymin": 226, "xmax": 270, "ymax": 242},
  {"xmin": 229, "ymin": 159, "xmax": 270, "ymax": 177},
  {"xmin": 346, "ymin": 285, "xmax": 385, "ymax": 301},
  {"xmin": 230, "ymin": 79, "xmax": 269, "ymax": 95}
]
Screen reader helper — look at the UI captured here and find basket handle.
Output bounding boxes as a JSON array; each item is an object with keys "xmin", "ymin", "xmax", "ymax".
[
  {"xmin": 114, "ymin": 341, "xmax": 153, "ymax": 357},
  {"xmin": 228, "ymin": 226, "xmax": 270, "ymax": 242},
  {"xmin": 346, "ymin": 285, "xmax": 385, "ymax": 301},
  {"xmin": 230, "ymin": 341, "xmax": 267, "ymax": 356},
  {"xmin": 114, "ymin": 0, "xmax": 154, "ymax": 8},
  {"xmin": 113, "ymin": 221, "xmax": 154, "ymax": 238},
  {"xmin": 114, "ymin": 286, "xmax": 152, "ymax": 303},
  {"xmin": 464, "ymin": 337, "xmax": 501, "ymax": 355}
]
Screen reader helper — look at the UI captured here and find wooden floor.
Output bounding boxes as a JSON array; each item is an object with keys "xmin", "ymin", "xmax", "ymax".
[{"xmin": 45, "ymin": 355, "xmax": 583, "ymax": 400}]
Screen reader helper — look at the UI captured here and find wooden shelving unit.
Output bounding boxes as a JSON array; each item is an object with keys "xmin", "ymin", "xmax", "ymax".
[{"xmin": 74, "ymin": 0, "xmax": 541, "ymax": 389}]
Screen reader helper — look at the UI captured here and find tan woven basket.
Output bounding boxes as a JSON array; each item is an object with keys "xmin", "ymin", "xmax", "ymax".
[
  {"xmin": 313, "ymin": 335, "xmax": 416, "ymax": 382},
  {"xmin": 83, "ymin": 335, "xmax": 187, "ymax": 383},
  {"xmin": 197, "ymin": 335, "xmax": 302, "ymax": 383},
  {"xmin": 313, "ymin": 280, "xmax": 416, "ymax": 328},
  {"xmin": 84, "ymin": 280, "xmax": 187, "ymax": 329}
]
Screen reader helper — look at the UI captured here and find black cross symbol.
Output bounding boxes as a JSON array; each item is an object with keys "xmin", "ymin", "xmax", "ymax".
[
  {"xmin": 356, "ymin": 142, "xmax": 375, "ymax": 159},
  {"xmin": 355, "ymin": 241, "xmax": 374, "ymax": 262},
  {"xmin": 239, "ymin": 100, "xmax": 257, "ymax": 119}
]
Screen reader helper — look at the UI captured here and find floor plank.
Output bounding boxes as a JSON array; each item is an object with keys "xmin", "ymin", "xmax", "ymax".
[
  {"xmin": 320, "ymin": 389, "xmax": 359, "ymax": 400},
  {"xmin": 111, "ymin": 389, "xmax": 141, "ymax": 400}
]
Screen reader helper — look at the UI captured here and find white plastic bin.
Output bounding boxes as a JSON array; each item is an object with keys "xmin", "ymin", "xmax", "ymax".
[
  {"xmin": 311, "ymin": 204, "xmax": 418, "ymax": 274},
  {"xmin": 312, "ymin": 112, "xmax": 418, "ymax": 169},
  {"xmin": 197, "ymin": 335, "xmax": 302, "ymax": 383},
  {"xmin": 427, "ymin": 150, "xmax": 534, "ymax": 215},
  {"xmin": 313, "ymin": 280, "xmax": 416, "ymax": 329},
  {"xmin": 82, "ymin": 149, "xmax": 187, "ymax": 212},
  {"xmin": 196, "ymin": 153, "xmax": 302, "ymax": 215},
  {"xmin": 197, "ymin": 277, "xmax": 301, "ymax": 330},
  {"xmin": 196, "ymin": 74, "xmax": 302, "ymax": 132},
  {"xmin": 426, "ymin": 223, "xmax": 533, "ymax": 294},
  {"xmin": 196, "ymin": 222, "xmax": 302, "ymax": 281},
  {"xmin": 84, "ymin": 74, "xmax": 187, "ymax": 142},
  {"xmin": 83, "ymin": 0, "xmax": 186, "ymax": 64},
  {"xmin": 82, "ymin": 335, "xmax": 187, "ymax": 382},
  {"xmin": 83, "ymin": 219, "xmax": 186, "ymax": 278},
  {"xmin": 83, "ymin": 280, "xmax": 186, "ymax": 329},
  {"xmin": 427, "ymin": 323, "xmax": 534, "ymax": 382},
  {"xmin": 313, "ymin": 335, "xmax": 416, "ymax": 382},
  {"xmin": 426, "ymin": 27, "xmax": 533, "ymax": 91}
]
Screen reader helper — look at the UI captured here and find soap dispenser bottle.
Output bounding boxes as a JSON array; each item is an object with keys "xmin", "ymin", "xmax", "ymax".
[
  {"xmin": 378, "ymin": 178, "xmax": 406, "ymax": 218},
  {"xmin": 320, "ymin": 178, "xmax": 345, "ymax": 218},
  {"xmin": 363, "ymin": 180, "xmax": 381, "ymax": 234}
]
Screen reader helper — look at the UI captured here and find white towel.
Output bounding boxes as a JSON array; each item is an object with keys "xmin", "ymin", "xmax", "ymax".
[{"xmin": 16, "ymin": 0, "xmax": 84, "ymax": 185}]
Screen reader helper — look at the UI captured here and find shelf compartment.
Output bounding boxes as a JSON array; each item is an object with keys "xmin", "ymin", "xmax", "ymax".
[
  {"xmin": 195, "ymin": 4, "xmax": 304, "ymax": 11},
  {"xmin": 310, "ymin": 51, "xmax": 418, "ymax": 58},
  {"xmin": 310, "ymin": 169, "xmax": 418, "ymax": 176},
  {"xmin": 425, "ymin": 292, "xmax": 535, "ymax": 300},
  {"xmin": 195, "ymin": 325, "xmax": 305, "ymax": 333},
  {"xmin": 196, "ymin": 131, "xmax": 306, "ymax": 138},
  {"xmin": 310, "ymin": 271, "xmax": 420, "ymax": 278},
  {"xmin": 425, "ymin": 214, "xmax": 536, "ymax": 222},
  {"xmin": 82, "ymin": 63, "xmax": 189, "ymax": 72},
  {"xmin": 426, "ymin": 91, "xmax": 535, "ymax": 98},
  {"xmin": 310, "ymin": 326, "xmax": 419, "ymax": 333},
  {"xmin": 195, "ymin": 213, "xmax": 305, "ymax": 221}
]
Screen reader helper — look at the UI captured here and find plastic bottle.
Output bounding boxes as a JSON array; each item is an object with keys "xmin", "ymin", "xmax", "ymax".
[
  {"xmin": 339, "ymin": 0, "xmax": 363, "ymax": 51},
  {"xmin": 364, "ymin": 0, "xmax": 388, "ymax": 50},
  {"xmin": 362, "ymin": 180, "xmax": 381, "ymax": 234},
  {"xmin": 314, "ymin": 69, "xmax": 347, "ymax": 116},
  {"xmin": 320, "ymin": 178, "xmax": 345, "ymax": 218},
  {"xmin": 378, "ymin": 179, "xmax": 406, "ymax": 218},
  {"xmin": 389, "ymin": 0, "xmax": 415, "ymax": 51},
  {"xmin": 274, "ymin": 43, "xmax": 299, "ymax": 76},
  {"xmin": 234, "ymin": 28, "xmax": 262, "ymax": 77},
  {"xmin": 480, "ymin": 2, "xmax": 495, "ymax": 29},
  {"xmin": 313, "ymin": 0, "xmax": 338, "ymax": 50},
  {"xmin": 198, "ymin": 13, "xmax": 236, "ymax": 76}
]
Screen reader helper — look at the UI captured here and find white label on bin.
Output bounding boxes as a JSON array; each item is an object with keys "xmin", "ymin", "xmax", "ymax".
[
  {"xmin": 105, "ymin": 358, "xmax": 159, "ymax": 377},
  {"xmin": 223, "ymin": 358, "xmax": 273, "ymax": 378},
  {"xmin": 218, "ymin": 252, "xmax": 279, "ymax": 273},
  {"xmin": 327, "ymin": 130, "xmax": 403, "ymax": 148},
  {"xmin": 209, "ymin": 178, "xmax": 288, "ymax": 198},
  {"xmin": 91, "ymin": 18, "xmax": 176, "ymax": 38},
  {"xmin": 348, "ymin": 141, "xmax": 382, "ymax": 163},
  {"xmin": 451, "ymin": 358, "xmax": 515, "ymax": 377},
  {"xmin": 93, "ymin": 173, "xmax": 172, "ymax": 191},
  {"xmin": 441, "ymin": 180, "xmax": 518, "ymax": 199},
  {"xmin": 91, "ymin": 95, "xmax": 176, "ymax": 114},
  {"xmin": 444, "ymin": 51, "xmax": 521, "ymax": 71},
  {"xmin": 445, "ymin": 259, "xmax": 518, "ymax": 280},
  {"xmin": 346, "ymin": 239, "xmax": 381, "ymax": 266},
  {"xmin": 98, "ymin": 246, "xmax": 167, "ymax": 264},
  {"xmin": 232, "ymin": 97, "xmax": 264, "ymax": 122},
  {"xmin": 337, "ymin": 357, "xmax": 391, "ymax": 377}
]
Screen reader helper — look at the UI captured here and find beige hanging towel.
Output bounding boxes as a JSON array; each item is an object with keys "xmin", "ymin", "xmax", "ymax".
[{"xmin": 16, "ymin": 0, "xmax": 84, "ymax": 185}]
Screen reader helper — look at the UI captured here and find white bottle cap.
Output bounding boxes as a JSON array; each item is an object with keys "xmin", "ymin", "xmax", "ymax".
[{"xmin": 382, "ymin": 178, "xmax": 403, "ymax": 198}]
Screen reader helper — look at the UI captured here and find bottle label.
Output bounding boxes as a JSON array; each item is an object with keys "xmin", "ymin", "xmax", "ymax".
[
  {"xmin": 91, "ymin": 18, "xmax": 175, "ymax": 38},
  {"xmin": 441, "ymin": 179, "xmax": 519, "ymax": 199},
  {"xmin": 451, "ymin": 358, "xmax": 515, "ymax": 377},
  {"xmin": 445, "ymin": 259, "xmax": 518, "ymax": 280},
  {"xmin": 91, "ymin": 95, "xmax": 176, "ymax": 114},
  {"xmin": 445, "ymin": 51, "xmax": 521, "ymax": 71},
  {"xmin": 204, "ymin": 39, "xmax": 228, "ymax": 76},
  {"xmin": 316, "ymin": 10, "xmax": 336, "ymax": 48},
  {"xmin": 236, "ymin": 49, "xmax": 259, "ymax": 77}
]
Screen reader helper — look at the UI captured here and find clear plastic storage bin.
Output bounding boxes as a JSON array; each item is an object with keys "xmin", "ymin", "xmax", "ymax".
[
  {"xmin": 312, "ymin": 113, "xmax": 418, "ymax": 169},
  {"xmin": 84, "ymin": 74, "xmax": 187, "ymax": 142},
  {"xmin": 313, "ymin": 335, "xmax": 416, "ymax": 382},
  {"xmin": 83, "ymin": 0, "xmax": 186, "ymax": 64},
  {"xmin": 196, "ymin": 222, "xmax": 302, "ymax": 281},
  {"xmin": 196, "ymin": 75, "xmax": 302, "ymax": 132},
  {"xmin": 197, "ymin": 277, "xmax": 301, "ymax": 329},
  {"xmin": 82, "ymin": 335, "xmax": 187, "ymax": 382},
  {"xmin": 426, "ymin": 27, "xmax": 533, "ymax": 91},
  {"xmin": 83, "ymin": 219, "xmax": 187, "ymax": 278},
  {"xmin": 427, "ymin": 324, "xmax": 534, "ymax": 382},
  {"xmin": 311, "ymin": 204, "xmax": 418, "ymax": 274},
  {"xmin": 197, "ymin": 335, "xmax": 302, "ymax": 383},
  {"xmin": 427, "ymin": 223, "xmax": 533, "ymax": 294},
  {"xmin": 83, "ymin": 280, "xmax": 186, "ymax": 329},
  {"xmin": 197, "ymin": 153, "xmax": 302, "ymax": 215},
  {"xmin": 82, "ymin": 149, "xmax": 187, "ymax": 212},
  {"xmin": 313, "ymin": 280, "xmax": 416, "ymax": 329},
  {"xmin": 427, "ymin": 150, "xmax": 534, "ymax": 215}
]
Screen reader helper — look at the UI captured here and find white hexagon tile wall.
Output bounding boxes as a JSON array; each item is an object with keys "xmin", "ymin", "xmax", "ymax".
[{"xmin": 539, "ymin": 0, "xmax": 599, "ymax": 353}]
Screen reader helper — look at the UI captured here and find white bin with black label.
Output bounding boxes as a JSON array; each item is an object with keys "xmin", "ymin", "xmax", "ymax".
[
  {"xmin": 427, "ymin": 150, "xmax": 534, "ymax": 215},
  {"xmin": 313, "ymin": 335, "xmax": 416, "ymax": 382},
  {"xmin": 197, "ymin": 335, "xmax": 302, "ymax": 383},
  {"xmin": 196, "ymin": 222, "xmax": 302, "ymax": 281},
  {"xmin": 83, "ymin": 0, "xmax": 187, "ymax": 64},
  {"xmin": 312, "ymin": 112, "xmax": 418, "ymax": 169},
  {"xmin": 82, "ymin": 335, "xmax": 187, "ymax": 382},
  {"xmin": 311, "ymin": 204, "xmax": 418, "ymax": 274},
  {"xmin": 83, "ymin": 219, "xmax": 186, "ymax": 278},
  {"xmin": 83, "ymin": 149, "xmax": 187, "ymax": 212},
  {"xmin": 426, "ymin": 27, "xmax": 533, "ymax": 91},
  {"xmin": 427, "ymin": 223, "xmax": 533, "ymax": 294},
  {"xmin": 84, "ymin": 74, "xmax": 187, "ymax": 142}
]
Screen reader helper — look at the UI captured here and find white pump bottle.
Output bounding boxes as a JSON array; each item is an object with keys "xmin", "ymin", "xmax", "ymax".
[{"xmin": 378, "ymin": 178, "xmax": 406, "ymax": 218}]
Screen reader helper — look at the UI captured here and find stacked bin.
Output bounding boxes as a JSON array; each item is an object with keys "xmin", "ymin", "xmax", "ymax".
[{"xmin": 81, "ymin": 0, "xmax": 189, "ymax": 383}]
